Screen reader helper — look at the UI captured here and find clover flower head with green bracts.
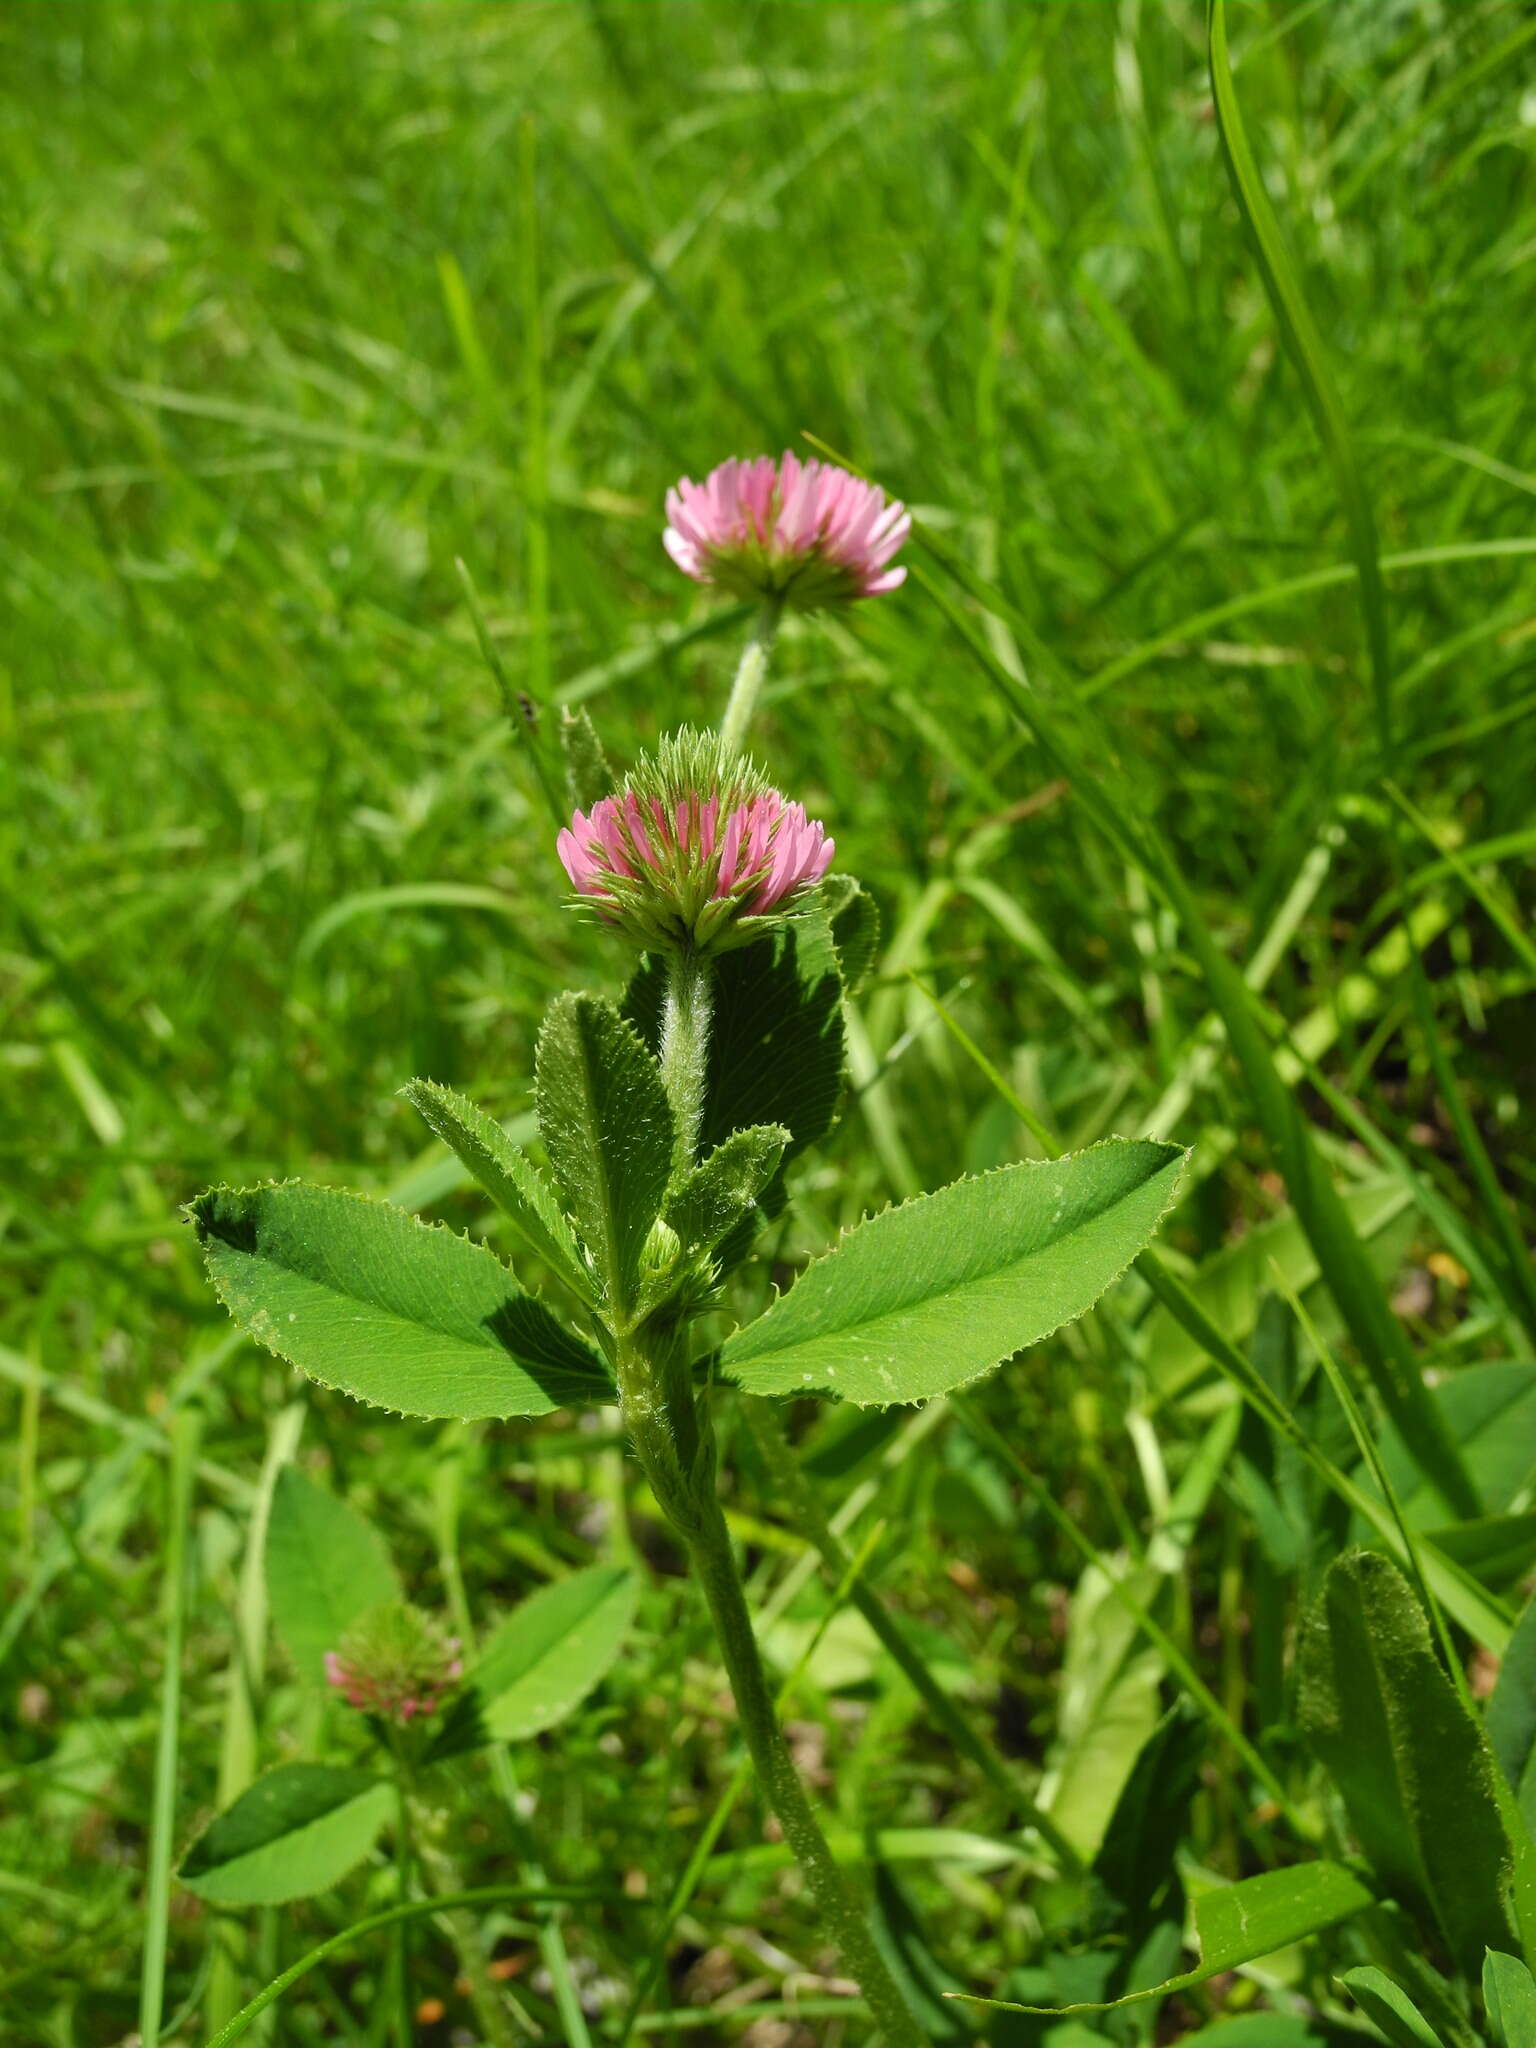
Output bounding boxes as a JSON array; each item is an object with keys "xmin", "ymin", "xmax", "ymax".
[
  {"xmin": 324, "ymin": 1603, "xmax": 463, "ymax": 1725},
  {"xmin": 556, "ymin": 728, "xmax": 834, "ymax": 954},
  {"xmin": 664, "ymin": 451, "xmax": 909, "ymax": 610}
]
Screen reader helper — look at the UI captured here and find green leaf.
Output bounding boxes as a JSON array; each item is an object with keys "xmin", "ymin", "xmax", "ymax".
[
  {"xmin": 1207, "ymin": 0, "xmax": 1390, "ymax": 741},
  {"xmin": 1298, "ymin": 1548, "xmax": 1518, "ymax": 1974},
  {"xmin": 179, "ymin": 1764, "xmax": 392, "ymax": 1906},
  {"xmin": 723, "ymin": 1139, "xmax": 1185, "ymax": 1404},
  {"xmin": 1091, "ymin": 1703, "xmax": 1204, "ymax": 1942},
  {"xmin": 1201, "ymin": 0, "xmax": 1478, "ymax": 1527},
  {"xmin": 1484, "ymin": 1952, "xmax": 1536, "ymax": 2048},
  {"xmin": 430, "ymin": 1565, "xmax": 637, "ymax": 1759},
  {"xmin": 298, "ymin": 882, "xmax": 524, "ymax": 962},
  {"xmin": 664, "ymin": 1124, "xmax": 789, "ymax": 1265},
  {"xmin": 957, "ymin": 1859, "xmax": 1375, "ymax": 2016},
  {"xmin": 1487, "ymin": 1592, "xmax": 1536, "ymax": 1833},
  {"xmin": 190, "ymin": 1182, "xmax": 612, "ymax": 1420},
  {"xmin": 823, "ymin": 873, "xmax": 881, "ymax": 995},
  {"xmin": 265, "ymin": 1467, "xmax": 400, "ymax": 1684},
  {"xmin": 626, "ymin": 920, "xmax": 845, "ymax": 1170},
  {"xmin": 400, "ymin": 1078, "xmax": 592, "ymax": 1300},
  {"xmin": 535, "ymin": 993, "xmax": 673, "ymax": 1322},
  {"xmin": 1338, "ymin": 1968, "xmax": 1444, "ymax": 2048}
]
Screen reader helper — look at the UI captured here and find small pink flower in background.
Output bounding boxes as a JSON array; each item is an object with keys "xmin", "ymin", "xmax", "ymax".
[
  {"xmin": 556, "ymin": 730, "xmax": 834, "ymax": 953},
  {"xmin": 664, "ymin": 452, "xmax": 909, "ymax": 610},
  {"xmin": 324, "ymin": 1604, "xmax": 463, "ymax": 1726}
]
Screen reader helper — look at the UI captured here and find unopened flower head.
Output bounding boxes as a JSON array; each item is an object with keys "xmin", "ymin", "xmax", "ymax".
[
  {"xmin": 664, "ymin": 452, "xmax": 909, "ymax": 611},
  {"xmin": 556, "ymin": 729, "xmax": 834, "ymax": 954},
  {"xmin": 324, "ymin": 1603, "xmax": 463, "ymax": 1726}
]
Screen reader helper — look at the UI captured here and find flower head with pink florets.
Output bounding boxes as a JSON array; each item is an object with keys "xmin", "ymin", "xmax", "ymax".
[
  {"xmin": 664, "ymin": 452, "xmax": 909, "ymax": 611},
  {"xmin": 557, "ymin": 729, "xmax": 834, "ymax": 956},
  {"xmin": 324, "ymin": 1603, "xmax": 463, "ymax": 1728}
]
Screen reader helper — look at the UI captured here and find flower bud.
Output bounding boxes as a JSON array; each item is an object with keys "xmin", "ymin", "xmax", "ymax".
[
  {"xmin": 556, "ymin": 729, "xmax": 834, "ymax": 956},
  {"xmin": 323, "ymin": 1603, "xmax": 463, "ymax": 1726}
]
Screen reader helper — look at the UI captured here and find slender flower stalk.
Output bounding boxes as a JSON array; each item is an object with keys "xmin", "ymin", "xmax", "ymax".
[
  {"xmin": 659, "ymin": 947, "xmax": 713, "ymax": 1176},
  {"xmin": 718, "ymin": 596, "xmax": 783, "ymax": 758}
]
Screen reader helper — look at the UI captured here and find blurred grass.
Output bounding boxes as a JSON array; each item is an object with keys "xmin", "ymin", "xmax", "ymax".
[{"xmin": 3, "ymin": 0, "xmax": 1534, "ymax": 2040}]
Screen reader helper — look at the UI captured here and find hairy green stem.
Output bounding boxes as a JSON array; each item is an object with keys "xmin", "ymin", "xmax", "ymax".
[
  {"xmin": 659, "ymin": 948, "xmax": 713, "ymax": 1177},
  {"xmin": 718, "ymin": 596, "xmax": 784, "ymax": 758},
  {"xmin": 742, "ymin": 1396, "xmax": 1086, "ymax": 1877},
  {"xmin": 635, "ymin": 953, "xmax": 927, "ymax": 2048},
  {"xmin": 680, "ymin": 1476, "xmax": 926, "ymax": 2047}
]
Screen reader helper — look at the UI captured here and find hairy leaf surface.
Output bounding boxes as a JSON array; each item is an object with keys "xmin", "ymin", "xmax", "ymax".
[
  {"xmin": 191, "ymin": 1183, "xmax": 610, "ymax": 1419},
  {"xmin": 401, "ymin": 1078, "xmax": 591, "ymax": 1298},
  {"xmin": 536, "ymin": 993, "xmax": 673, "ymax": 1321},
  {"xmin": 723, "ymin": 1139, "xmax": 1185, "ymax": 1403},
  {"xmin": 1298, "ymin": 1547, "xmax": 1517, "ymax": 1974}
]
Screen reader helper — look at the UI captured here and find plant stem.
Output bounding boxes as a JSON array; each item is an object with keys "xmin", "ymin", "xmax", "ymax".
[
  {"xmin": 639, "ymin": 957, "xmax": 927, "ymax": 2048},
  {"xmin": 718, "ymin": 596, "xmax": 784, "ymax": 758},
  {"xmin": 659, "ymin": 947, "xmax": 713, "ymax": 1176},
  {"xmin": 676, "ymin": 1476, "xmax": 927, "ymax": 2048},
  {"xmin": 742, "ymin": 1395, "xmax": 1086, "ymax": 1878}
]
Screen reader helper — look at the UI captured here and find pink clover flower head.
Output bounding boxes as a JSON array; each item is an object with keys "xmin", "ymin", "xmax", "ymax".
[
  {"xmin": 664, "ymin": 451, "xmax": 909, "ymax": 611},
  {"xmin": 323, "ymin": 1603, "xmax": 463, "ymax": 1727},
  {"xmin": 556, "ymin": 728, "xmax": 834, "ymax": 954}
]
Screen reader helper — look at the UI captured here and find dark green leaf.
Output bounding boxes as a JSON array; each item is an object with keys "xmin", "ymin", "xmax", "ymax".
[
  {"xmin": 1298, "ymin": 1548, "xmax": 1517, "ymax": 1974},
  {"xmin": 191, "ymin": 1182, "xmax": 612, "ymax": 1420},
  {"xmin": 626, "ymin": 921, "xmax": 845, "ymax": 1168},
  {"xmin": 1173, "ymin": 2021, "xmax": 1332, "ymax": 2048},
  {"xmin": 265, "ymin": 1467, "xmax": 400, "ymax": 1684},
  {"xmin": 400, "ymin": 1079, "xmax": 592, "ymax": 1299},
  {"xmin": 723, "ymin": 1139, "xmax": 1185, "ymax": 1404},
  {"xmin": 1375, "ymin": 1363, "xmax": 1536, "ymax": 1523},
  {"xmin": 1424, "ymin": 1513, "xmax": 1536, "ymax": 1592},
  {"xmin": 535, "ymin": 993, "xmax": 673, "ymax": 1323},
  {"xmin": 179, "ymin": 1764, "xmax": 391, "ymax": 1906},
  {"xmin": 869, "ymin": 1862, "xmax": 969, "ymax": 2043},
  {"xmin": 1091, "ymin": 1703, "xmax": 1204, "ymax": 1948}
]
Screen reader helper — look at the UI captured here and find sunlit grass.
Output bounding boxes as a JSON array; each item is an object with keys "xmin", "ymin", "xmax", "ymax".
[{"xmin": 3, "ymin": 0, "xmax": 1534, "ymax": 2039}]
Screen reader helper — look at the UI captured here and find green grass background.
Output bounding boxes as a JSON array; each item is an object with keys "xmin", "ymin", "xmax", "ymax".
[{"xmin": 4, "ymin": 0, "xmax": 1534, "ymax": 2041}]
